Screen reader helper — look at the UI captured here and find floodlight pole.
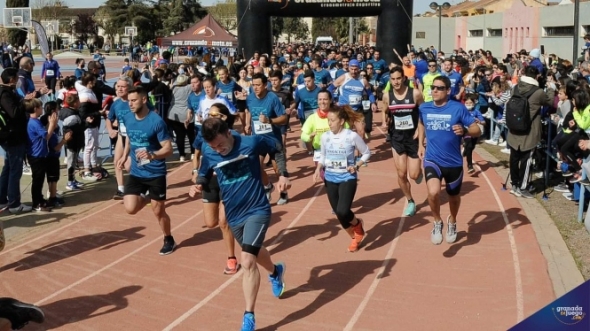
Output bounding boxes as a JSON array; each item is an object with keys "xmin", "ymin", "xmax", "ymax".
[{"xmin": 573, "ymin": 0, "xmax": 580, "ymax": 64}]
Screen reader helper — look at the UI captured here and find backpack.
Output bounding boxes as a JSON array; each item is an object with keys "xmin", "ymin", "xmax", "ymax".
[{"xmin": 505, "ymin": 86, "xmax": 540, "ymax": 134}]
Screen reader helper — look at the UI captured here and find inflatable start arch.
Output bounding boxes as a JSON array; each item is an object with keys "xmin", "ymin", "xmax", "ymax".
[{"xmin": 237, "ymin": 0, "xmax": 414, "ymax": 64}]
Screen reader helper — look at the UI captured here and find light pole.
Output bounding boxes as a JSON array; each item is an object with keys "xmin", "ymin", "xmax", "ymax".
[{"xmin": 430, "ymin": 2, "xmax": 451, "ymax": 53}]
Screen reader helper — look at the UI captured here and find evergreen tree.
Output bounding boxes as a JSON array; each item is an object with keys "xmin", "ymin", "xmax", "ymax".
[{"xmin": 6, "ymin": 0, "xmax": 29, "ymax": 46}]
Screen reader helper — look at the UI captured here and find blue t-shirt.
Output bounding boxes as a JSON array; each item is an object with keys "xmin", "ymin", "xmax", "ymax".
[
  {"xmin": 419, "ymin": 100, "xmax": 475, "ymax": 167},
  {"xmin": 294, "ymin": 84, "xmax": 320, "ymax": 118},
  {"xmin": 246, "ymin": 91, "xmax": 285, "ymax": 143},
  {"xmin": 108, "ymin": 99, "xmax": 131, "ymax": 136},
  {"xmin": 123, "ymin": 110, "xmax": 171, "ymax": 178},
  {"xmin": 313, "ymin": 69, "xmax": 333, "ymax": 86},
  {"xmin": 199, "ymin": 133, "xmax": 283, "ymax": 225},
  {"xmin": 27, "ymin": 118, "xmax": 49, "ymax": 158},
  {"xmin": 369, "ymin": 59, "xmax": 387, "ymax": 73},
  {"xmin": 415, "ymin": 60, "xmax": 429, "ymax": 81},
  {"xmin": 442, "ymin": 71, "xmax": 463, "ymax": 100},
  {"xmin": 217, "ymin": 79, "xmax": 242, "ymax": 104},
  {"xmin": 187, "ymin": 91, "xmax": 205, "ymax": 114}
]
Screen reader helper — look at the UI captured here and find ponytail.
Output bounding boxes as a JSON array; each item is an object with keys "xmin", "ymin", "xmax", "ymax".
[{"xmin": 329, "ymin": 104, "xmax": 364, "ymax": 127}]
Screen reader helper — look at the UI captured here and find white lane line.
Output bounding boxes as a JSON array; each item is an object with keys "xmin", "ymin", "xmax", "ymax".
[
  {"xmin": 162, "ymin": 185, "xmax": 324, "ymax": 331},
  {"xmin": 35, "ymin": 210, "xmax": 203, "ymax": 306},
  {"xmin": 475, "ymin": 163, "xmax": 524, "ymax": 322},
  {"xmin": 343, "ymin": 201, "xmax": 407, "ymax": 331},
  {"xmin": 0, "ymin": 163, "xmax": 192, "ymax": 256}
]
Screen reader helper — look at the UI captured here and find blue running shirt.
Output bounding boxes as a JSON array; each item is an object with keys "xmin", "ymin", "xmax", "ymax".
[
  {"xmin": 294, "ymin": 84, "xmax": 320, "ymax": 119},
  {"xmin": 199, "ymin": 133, "xmax": 283, "ymax": 225},
  {"xmin": 246, "ymin": 91, "xmax": 285, "ymax": 143},
  {"xmin": 217, "ymin": 79, "xmax": 242, "ymax": 104},
  {"xmin": 337, "ymin": 74, "xmax": 366, "ymax": 112},
  {"xmin": 107, "ymin": 99, "xmax": 131, "ymax": 136},
  {"xmin": 419, "ymin": 100, "xmax": 475, "ymax": 167},
  {"xmin": 123, "ymin": 110, "xmax": 171, "ymax": 178}
]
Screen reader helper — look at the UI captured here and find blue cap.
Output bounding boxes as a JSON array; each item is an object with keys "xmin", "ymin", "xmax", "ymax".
[{"xmin": 349, "ymin": 59, "xmax": 360, "ymax": 67}]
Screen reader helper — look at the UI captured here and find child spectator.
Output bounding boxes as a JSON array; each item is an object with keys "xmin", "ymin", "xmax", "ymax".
[
  {"xmin": 59, "ymin": 94, "xmax": 85, "ymax": 190},
  {"xmin": 463, "ymin": 93, "xmax": 485, "ymax": 173},
  {"xmin": 41, "ymin": 101, "xmax": 71, "ymax": 207},
  {"xmin": 25, "ymin": 99, "xmax": 56, "ymax": 211},
  {"xmin": 121, "ymin": 58, "xmax": 132, "ymax": 75},
  {"xmin": 76, "ymin": 72, "xmax": 105, "ymax": 181}
]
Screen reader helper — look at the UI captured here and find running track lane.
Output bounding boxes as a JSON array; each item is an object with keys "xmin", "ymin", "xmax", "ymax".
[{"xmin": 0, "ymin": 121, "xmax": 555, "ymax": 330}]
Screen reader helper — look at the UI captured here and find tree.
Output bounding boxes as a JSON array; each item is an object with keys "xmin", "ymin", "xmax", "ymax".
[
  {"xmin": 95, "ymin": 6, "xmax": 119, "ymax": 46},
  {"xmin": 73, "ymin": 13, "xmax": 98, "ymax": 45},
  {"xmin": 163, "ymin": 0, "xmax": 186, "ymax": 35},
  {"xmin": 311, "ymin": 17, "xmax": 336, "ymax": 42},
  {"xmin": 6, "ymin": 0, "xmax": 30, "ymax": 46},
  {"xmin": 271, "ymin": 17, "xmax": 284, "ymax": 44},
  {"xmin": 31, "ymin": 0, "xmax": 66, "ymax": 20},
  {"xmin": 283, "ymin": 17, "xmax": 309, "ymax": 43},
  {"xmin": 208, "ymin": 0, "xmax": 237, "ymax": 32}
]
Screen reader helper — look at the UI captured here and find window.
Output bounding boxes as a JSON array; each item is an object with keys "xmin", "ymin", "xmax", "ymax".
[
  {"xmin": 469, "ymin": 29, "xmax": 483, "ymax": 37},
  {"xmin": 488, "ymin": 29, "xmax": 502, "ymax": 37},
  {"xmin": 544, "ymin": 26, "xmax": 574, "ymax": 37},
  {"xmin": 416, "ymin": 31, "xmax": 425, "ymax": 39}
]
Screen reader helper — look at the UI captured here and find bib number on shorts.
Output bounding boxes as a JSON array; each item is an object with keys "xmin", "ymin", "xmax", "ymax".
[
  {"xmin": 362, "ymin": 100, "xmax": 371, "ymax": 111},
  {"xmin": 349, "ymin": 95, "xmax": 361, "ymax": 105},
  {"xmin": 394, "ymin": 115, "xmax": 414, "ymax": 130},
  {"xmin": 313, "ymin": 150, "xmax": 321, "ymax": 162},
  {"xmin": 253, "ymin": 121, "xmax": 272, "ymax": 134},
  {"xmin": 325, "ymin": 154, "xmax": 348, "ymax": 173}
]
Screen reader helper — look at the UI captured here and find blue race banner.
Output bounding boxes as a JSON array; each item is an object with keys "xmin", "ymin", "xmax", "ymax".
[{"xmin": 509, "ymin": 280, "xmax": 589, "ymax": 331}]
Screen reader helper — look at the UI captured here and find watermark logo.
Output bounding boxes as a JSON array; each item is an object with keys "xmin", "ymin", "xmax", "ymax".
[{"xmin": 552, "ymin": 306, "xmax": 586, "ymax": 325}]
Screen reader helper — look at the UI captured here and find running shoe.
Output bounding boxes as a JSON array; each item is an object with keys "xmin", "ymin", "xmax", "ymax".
[
  {"xmin": 159, "ymin": 237, "xmax": 176, "ymax": 255},
  {"xmin": 519, "ymin": 189, "xmax": 534, "ymax": 199},
  {"xmin": 81, "ymin": 172, "xmax": 98, "ymax": 182},
  {"xmin": 241, "ymin": 312, "xmax": 255, "ymax": 331},
  {"xmin": 264, "ymin": 183, "xmax": 275, "ymax": 202},
  {"xmin": 8, "ymin": 204, "xmax": 32, "ymax": 214},
  {"xmin": 0, "ymin": 298, "xmax": 45, "ymax": 330},
  {"xmin": 348, "ymin": 219, "xmax": 365, "ymax": 252},
  {"xmin": 268, "ymin": 262, "xmax": 286, "ymax": 298},
  {"xmin": 467, "ymin": 166, "xmax": 475, "ymax": 174},
  {"xmin": 554, "ymin": 183, "xmax": 570, "ymax": 193},
  {"xmin": 224, "ymin": 257, "xmax": 240, "ymax": 275},
  {"xmin": 113, "ymin": 190, "xmax": 124, "ymax": 200},
  {"xmin": 446, "ymin": 216, "xmax": 457, "ymax": 244},
  {"xmin": 431, "ymin": 221, "xmax": 443, "ymax": 245},
  {"xmin": 277, "ymin": 192, "xmax": 288, "ymax": 205},
  {"xmin": 66, "ymin": 182, "xmax": 82, "ymax": 191},
  {"xmin": 404, "ymin": 200, "xmax": 416, "ymax": 217},
  {"xmin": 22, "ymin": 165, "xmax": 32, "ymax": 176},
  {"xmin": 510, "ymin": 187, "xmax": 522, "ymax": 197}
]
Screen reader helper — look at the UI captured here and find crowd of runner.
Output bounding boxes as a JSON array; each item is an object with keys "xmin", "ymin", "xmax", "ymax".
[{"xmin": 2, "ymin": 38, "xmax": 590, "ymax": 330}]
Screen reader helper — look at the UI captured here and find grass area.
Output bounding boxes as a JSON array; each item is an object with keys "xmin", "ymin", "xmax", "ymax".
[{"xmin": 479, "ymin": 143, "xmax": 590, "ymax": 280}]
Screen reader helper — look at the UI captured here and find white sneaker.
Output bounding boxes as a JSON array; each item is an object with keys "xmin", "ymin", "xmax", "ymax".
[
  {"xmin": 501, "ymin": 148, "xmax": 510, "ymax": 154},
  {"xmin": 22, "ymin": 165, "xmax": 32, "ymax": 176},
  {"xmin": 179, "ymin": 156, "xmax": 186, "ymax": 162},
  {"xmin": 498, "ymin": 141, "xmax": 507, "ymax": 147},
  {"xmin": 81, "ymin": 172, "xmax": 98, "ymax": 182},
  {"xmin": 484, "ymin": 139, "xmax": 498, "ymax": 145},
  {"xmin": 9, "ymin": 204, "xmax": 32, "ymax": 214}
]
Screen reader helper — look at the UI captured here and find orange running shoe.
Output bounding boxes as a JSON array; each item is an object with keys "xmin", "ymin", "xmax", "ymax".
[
  {"xmin": 224, "ymin": 257, "xmax": 240, "ymax": 275},
  {"xmin": 347, "ymin": 219, "xmax": 365, "ymax": 252}
]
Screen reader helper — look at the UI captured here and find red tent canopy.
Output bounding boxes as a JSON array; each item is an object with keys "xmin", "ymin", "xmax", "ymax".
[{"xmin": 160, "ymin": 14, "xmax": 237, "ymax": 48}]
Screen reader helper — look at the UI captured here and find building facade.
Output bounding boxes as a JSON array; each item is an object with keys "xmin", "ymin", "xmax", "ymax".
[{"xmin": 412, "ymin": 0, "xmax": 588, "ymax": 61}]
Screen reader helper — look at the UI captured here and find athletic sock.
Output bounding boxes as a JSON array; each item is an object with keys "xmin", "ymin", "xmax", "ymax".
[{"xmin": 118, "ymin": 185, "xmax": 124, "ymax": 192}]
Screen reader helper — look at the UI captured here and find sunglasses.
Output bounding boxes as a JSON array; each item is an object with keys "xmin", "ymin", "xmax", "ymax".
[
  {"xmin": 428, "ymin": 65, "xmax": 437, "ymax": 67},
  {"xmin": 431, "ymin": 85, "xmax": 447, "ymax": 91}
]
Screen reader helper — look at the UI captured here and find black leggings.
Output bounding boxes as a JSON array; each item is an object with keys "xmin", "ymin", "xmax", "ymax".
[
  {"xmin": 324, "ymin": 178, "xmax": 357, "ymax": 229},
  {"xmin": 463, "ymin": 137, "xmax": 478, "ymax": 167},
  {"xmin": 509, "ymin": 146, "xmax": 534, "ymax": 189},
  {"xmin": 557, "ymin": 131, "xmax": 586, "ymax": 172},
  {"xmin": 169, "ymin": 121, "xmax": 196, "ymax": 157},
  {"xmin": 27, "ymin": 156, "xmax": 47, "ymax": 207}
]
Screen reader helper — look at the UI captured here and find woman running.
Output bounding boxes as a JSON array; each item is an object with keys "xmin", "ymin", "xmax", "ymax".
[
  {"xmin": 313, "ymin": 104, "xmax": 371, "ymax": 252},
  {"xmin": 189, "ymin": 103, "xmax": 239, "ymax": 274}
]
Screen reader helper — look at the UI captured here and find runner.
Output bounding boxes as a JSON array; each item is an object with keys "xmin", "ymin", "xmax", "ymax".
[
  {"xmin": 189, "ymin": 103, "xmax": 239, "ymax": 275},
  {"xmin": 245, "ymin": 73, "xmax": 288, "ymax": 203},
  {"xmin": 194, "ymin": 117, "xmax": 290, "ymax": 331},
  {"xmin": 312, "ymin": 104, "xmax": 371, "ymax": 252},
  {"xmin": 417, "ymin": 76, "xmax": 481, "ymax": 245},
  {"xmin": 418, "ymin": 59, "xmax": 441, "ymax": 103},
  {"xmin": 106, "ymin": 77, "xmax": 133, "ymax": 199},
  {"xmin": 117, "ymin": 86, "xmax": 176, "ymax": 255},
  {"xmin": 383, "ymin": 67, "xmax": 424, "ymax": 216},
  {"xmin": 332, "ymin": 59, "xmax": 377, "ymax": 140},
  {"xmin": 301, "ymin": 89, "xmax": 332, "ymax": 174}
]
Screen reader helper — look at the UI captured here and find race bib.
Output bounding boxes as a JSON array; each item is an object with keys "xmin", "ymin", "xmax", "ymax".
[
  {"xmin": 313, "ymin": 150, "xmax": 321, "ymax": 162},
  {"xmin": 119, "ymin": 122, "xmax": 127, "ymax": 135},
  {"xmin": 394, "ymin": 115, "xmax": 414, "ymax": 130},
  {"xmin": 46, "ymin": 70, "xmax": 54, "ymax": 76},
  {"xmin": 349, "ymin": 94, "xmax": 361, "ymax": 105},
  {"xmin": 325, "ymin": 153, "xmax": 348, "ymax": 173},
  {"xmin": 221, "ymin": 92, "xmax": 231, "ymax": 100},
  {"xmin": 253, "ymin": 120, "xmax": 272, "ymax": 134},
  {"xmin": 362, "ymin": 100, "xmax": 371, "ymax": 111}
]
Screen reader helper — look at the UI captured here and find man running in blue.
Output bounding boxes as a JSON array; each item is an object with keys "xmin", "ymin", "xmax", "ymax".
[
  {"xmin": 193, "ymin": 117, "xmax": 289, "ymax": 331},
  {"xmin": 293, "ymin": 70, "xmax": 320, "ymax": 125},
  {"xmin": 418, "ymin": 76, "xmax": 481, "ymax": 245}
]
